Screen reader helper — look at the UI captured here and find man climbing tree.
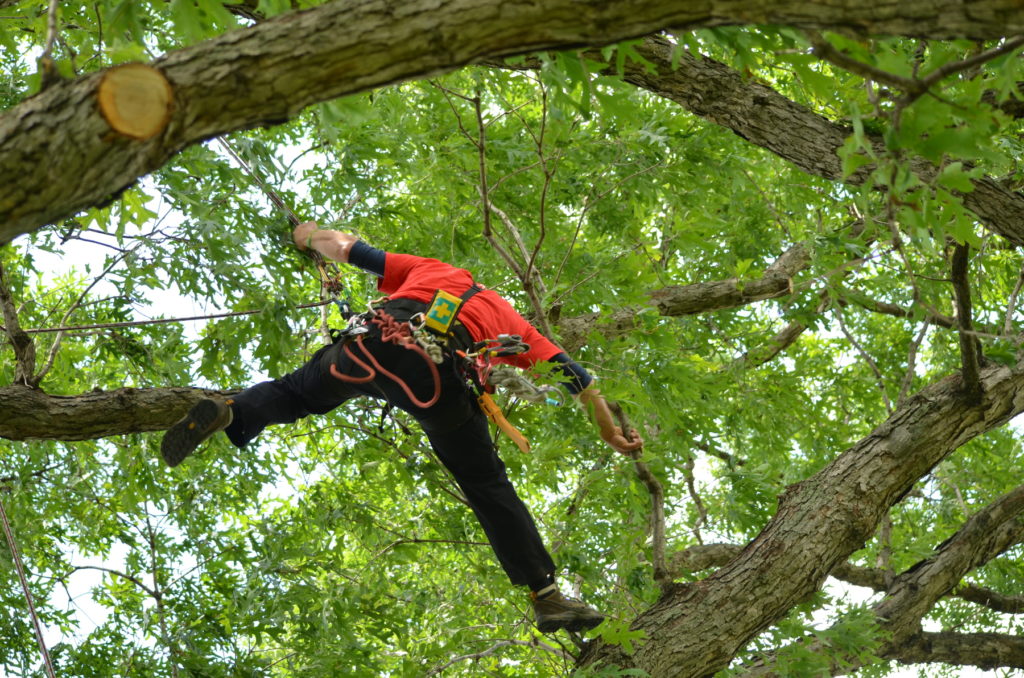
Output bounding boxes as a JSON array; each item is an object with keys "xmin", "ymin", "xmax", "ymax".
[{"xmin": 160, "ymin": 220, "xmax": 643, "ymax": 633}]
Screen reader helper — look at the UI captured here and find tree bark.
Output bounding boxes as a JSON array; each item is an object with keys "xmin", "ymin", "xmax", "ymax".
[
  {"xmin": 5, "ymin": 1, "xmax": 1024, "ymax": 242},
  {"xmin": 578, "ymin": 362, "xmax": 1024, "ymax": 677},
  {"xmin": 671, "ymin": 542, "xmax": 1024, "ymax": 615},
  {"xmin": 0, "ymin": 385, "xmax": 234, "ymax": 441},
  {"xmin": 891, "ymin": 632, "xmax": 1024, "ymax": 670}
]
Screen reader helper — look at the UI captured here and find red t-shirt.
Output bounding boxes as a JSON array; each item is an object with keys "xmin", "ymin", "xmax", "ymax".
[{"xmin": 378, "ymin": 253, "xmax": 562, "ymax": 369}]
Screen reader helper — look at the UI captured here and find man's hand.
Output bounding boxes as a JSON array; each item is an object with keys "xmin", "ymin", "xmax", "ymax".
[
  {"xmin": 293, "ymin": 220, "xmax": 319, "ymax": 251},
  {"xmin": 603, "ymin": 425, "xmax": 644, "ymax": 456},
  {"xmin": 578, "ymin": 386, "xmax": 645, "ymax": 456}
]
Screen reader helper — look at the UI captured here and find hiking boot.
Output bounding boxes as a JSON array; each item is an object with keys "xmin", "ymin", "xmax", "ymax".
[
  {"xmin": 531, "ymin": 589, "xmax": 605, "ymax": 632},
  {"xmin": 161, "ymin": 398, "xmax": 233, "ymax": 467}
]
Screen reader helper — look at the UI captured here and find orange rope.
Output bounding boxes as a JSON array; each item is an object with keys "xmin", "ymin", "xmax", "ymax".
[{"xmin": 329, "ymin": 310, "xmax": 441, "ymax": 409}]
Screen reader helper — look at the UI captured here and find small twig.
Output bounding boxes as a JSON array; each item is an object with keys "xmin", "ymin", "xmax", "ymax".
[
  {"xmin": 608, "ymin": 401, "xmax": 670, "ymax": 590},
  {"xmin": 682, "ymin": 456, "xmax": 706, "ymax": 545},
  {"xmin": 898, "ymin": 321, "xmax": 930, "ymax": 406},
  {"xmin": 808, "ymin": 31, "xmax": 917, "ymax": 92},
  {"xmin": 427, "ymin": 639, "xmax": 569, "ymax": 676},
  {"xmin": 835, "ymin": 307, "xmax": 893, "ymax": 413},
  {"xmin": 1002, "ymin": 264, "xmax": 1024, "ymax": 336},
  {"xmin": 951, "ymin": 243, "xmax": 983, "ymax": 403},
  {"xmin": 34, "ymin": 245, "xmax": 137, "ymax": 386}
]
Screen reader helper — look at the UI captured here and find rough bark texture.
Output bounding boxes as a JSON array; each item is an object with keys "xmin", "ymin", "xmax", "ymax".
[
  {"xmin": 671, "ymin": 541, "xmax": 1024, "ymax": 614},
  {"xmin": 894, "ymin": 632, "xmax": 1024, "ymax": 669},
  {"xmin": 5, "ymin": 1, "xmax": 1024, "ymax": 241},
  {"xmin": 0, "ymin": 385, "xmax": 235, "ymax": 441},
  {"xmin": 579, "ymin": 363, "xmax": 1024, "ymax": 677}
]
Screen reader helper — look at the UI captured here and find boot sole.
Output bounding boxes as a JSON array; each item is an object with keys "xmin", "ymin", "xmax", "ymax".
[
  {"xmin": 161, "ymin": 400, "xmax": 225, "ymax": 467},
  {"xmin": 537, "ymin": 613, "xmax": 604, "ymax": 633}
]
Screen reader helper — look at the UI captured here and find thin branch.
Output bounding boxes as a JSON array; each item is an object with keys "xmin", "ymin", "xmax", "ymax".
[
  {"xmin": 373, "ymin": 537, "xmax": 490, "ymax": 559},
  {"xmin": 807, "ymin": 31, "xmax": 918, "ymax": 92},
  {"xmin": 682, "ymin": 455, "xmax": 707, "ymax": 545},
  {"xmin": 1003, "ymin": 263, "xmax": 1024, "ymax": 336},
  {"xmin": 0, "ymin": 260, "xmax": 36, "ymax": 385},
  {"xmin": 427, "ymin": 639, "xmax": 569, "ymax": 675},
  {"xmin": 145, "ymin": 507, "xmax": 180, "ymax": 678},
  {"xmin": 951, "ymin": 243, "xmax": 983, "ymax": 403},
  {"xmin": 835, "ymin": 306, "xmax": 893, "ymax": 413},
  {"xmin": 609, "ymin": 402, "xmax": 670, "ymax": 590},
  {"xmin": 33, "ymin": 246, "xmax": 135, "ymax": 386},
  {"xmin": 65, "ymin": 565, "xmax": 158, "ymax": 599},
  {"xmin": 898, "ymin": 321, "xmax": 930, "ymax": 406}
]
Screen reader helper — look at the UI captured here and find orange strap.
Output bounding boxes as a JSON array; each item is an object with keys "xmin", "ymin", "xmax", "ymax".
[{"xmin": 478, "ymin": 392, "xmax": 530, "ymax": 453}]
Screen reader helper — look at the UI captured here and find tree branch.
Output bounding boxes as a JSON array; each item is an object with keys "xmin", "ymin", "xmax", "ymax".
[
  {"xmin": 951, "ymin": 243, "xmax": 983, "ymax": 402},
  {"xmin": 890, "ymin": 631, "xmax": 1024, "ymax": 670},
  {"xmin": 0, "ymin": 385, "xmax": 236, "ymax": 441},
  {"xmin": 0, "ymin": 260, "xmax": 36, "ymax": 385},
  {"xmin": 582, "ymin": 362, "xmax": 1024, "ymax": 675}
]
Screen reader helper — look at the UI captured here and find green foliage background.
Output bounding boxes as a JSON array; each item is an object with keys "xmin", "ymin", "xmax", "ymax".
[{"xmin": 3, "ymin": 1, "xmax": 1024, "ymax": 676}]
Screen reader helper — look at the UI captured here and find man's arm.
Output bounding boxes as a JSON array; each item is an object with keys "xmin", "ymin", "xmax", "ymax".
[
  {"xmin": 293, "ymin": 220, "xmax": 359, "ymax": 263},
  {"xmin": 577, "ymin": 386, "xmax": 644, "ymax": 455}
]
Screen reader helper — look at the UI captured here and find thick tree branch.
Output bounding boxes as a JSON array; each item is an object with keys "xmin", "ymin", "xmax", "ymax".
[
  {"xmin": 581, "ymin": 362, "xmax": 1024, "ymax": 675},
  {"xmin": 671, "ymin": 541, "xmax": 1024, "ymax": 616},
  {"xmin": 891, "ymin": 631, "xmax": 1024, "ymax": 669},
  {"xmin": 505, "ymin": 36, "xmax": 1024, "ymax": 247},
  {"xmin": 0, "ymin": 385, "xmax": 235, "ymax": 441},
  {"xmin": 746, "ymin": 483, "xmax": 1024, "ymax": 675},
  {"xmin": 8, "ymin": 2, "xmax": 1024, "ymax": 241}
]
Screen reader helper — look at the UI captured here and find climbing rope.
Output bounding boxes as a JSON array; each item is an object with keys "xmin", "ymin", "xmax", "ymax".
[
  {"xmin": 487, "ymin": 367, "xmax": 563, "ymax": 406},
  {"xmin": 329, "ymin": 308, "xmax": 442, "ymax": 409},
  {"xmin": 0, "ymin": 495, "xmax": 56, "ymax": 678},
  {"xmin": 214, "ymin": 137, "xmax": 346, "ymax": 299}
]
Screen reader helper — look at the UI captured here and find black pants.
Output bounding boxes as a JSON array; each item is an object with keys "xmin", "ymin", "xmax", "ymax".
[{"xmin": 224, "ymin": 328, "xmax": 556, "ymax": 588}]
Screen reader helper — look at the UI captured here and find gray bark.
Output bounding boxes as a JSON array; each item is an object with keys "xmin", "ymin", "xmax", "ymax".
[
  {"xmin": 0, "ymin": 385, "xmax": 234, "ymax": 441},
  {"xmin": 556, "ymin": 243, "xmax": 808, "ymax": 351},
  {"xmin": 5, "ymin": 1, "xmax": 1024, "ymax": 242}
]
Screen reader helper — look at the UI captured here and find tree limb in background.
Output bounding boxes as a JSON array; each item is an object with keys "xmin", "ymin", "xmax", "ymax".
[
  {"xmin": 505, "ymin": 36, "xmax": 1024, "ymax": 247},
  {"xmin": 892, "ymin": 632, "xmax": 1024, "ymax": 670},
  {"xmin": 556, "ymin": 241, "xmax": 809, "ymax": 351},
  {"xmin": 0, "ymin": 261, "xmax": 36, "ymax": 385},
  {"xmin": 745, "ymin": 483, "xmax": 1024, "ymax": 675}
]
